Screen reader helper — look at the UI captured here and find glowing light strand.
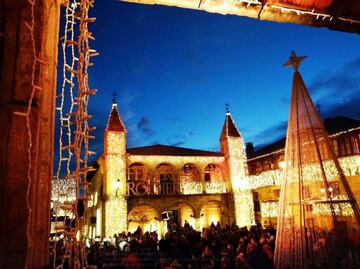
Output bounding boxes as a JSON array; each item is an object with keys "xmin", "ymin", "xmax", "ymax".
[
  {"xmin": 105, "ymin": 132, "xmax": 127, "ymax": 236},
  {"xmin": 21, "ymin": 0, "xmax": 38, "ymax": 264},
  {"xmin": 247, "ymin": 128, "xmax": 360, "ymax": 162},
  {"xmin": 53, "ymin": 0, "xmax": 97, "ymax": 267},
  {"xmin": 227, "ymin": 0, "xmax": 360, "ymax": 24},
  {"xmin": 53, "ymin": 2, "xmax": 78, "ymax": 266},
  {"xmin": 248, "ymin": 156, "xmax": 360, "ymax": 190}
]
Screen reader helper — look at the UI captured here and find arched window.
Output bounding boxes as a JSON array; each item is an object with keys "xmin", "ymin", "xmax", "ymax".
[
  {"xmin": 129, "ymin": 163, "xmax": 145, "ymax": 181},
  {"xmin": 156, "ymin": 163, "xmax": 176, "ymax": 195},
  {"xmin": 204, "ymin": 164, "xmax": 223, "ymax": 182},
  {"xmin": 128, "ymin": 163, "xmax": 151, "ymax": 194},
  {"xmin": 179, "ymin": 163, "xmax": 202, "ymax": 194},
  {"xmin": 180, "ymin": 163, "xmax": 201, "ymax": 182}
]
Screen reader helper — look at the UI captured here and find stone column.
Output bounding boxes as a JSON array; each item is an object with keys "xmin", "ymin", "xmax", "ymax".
[{"xmin": 0, "ymin": 0, "xmax": 61, "ymax": 268}]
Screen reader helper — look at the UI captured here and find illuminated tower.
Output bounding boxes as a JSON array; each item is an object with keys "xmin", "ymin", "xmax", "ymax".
[
  {"xmin": 220, "ymin": 110, "xmax": 255, "ymax": 227},
  {"xmin": 103, "ymin": 100, "xmax": 127, "ymax": 237}
]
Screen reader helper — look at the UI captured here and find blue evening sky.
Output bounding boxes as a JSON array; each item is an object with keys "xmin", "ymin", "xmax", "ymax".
[{"xmin": 68, "ymin": 1, "xmax": 360, "ymax": 157}]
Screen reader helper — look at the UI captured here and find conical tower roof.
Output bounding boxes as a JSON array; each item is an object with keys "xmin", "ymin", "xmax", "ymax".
[
  {"xmin": 274, "ymin": 51, "xmax": 360, "ymax": 269},
  {"xmin": 220, "ymin": 111, "xmax": 242, "ymax": 141},
  {"xmin": 106, "ymin": 103, "xmax": 126, "ymax": 132}
]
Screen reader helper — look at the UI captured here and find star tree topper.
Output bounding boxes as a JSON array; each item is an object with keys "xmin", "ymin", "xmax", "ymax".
[{"xmin": 283, "ymin": 50, "xmax": 307, "ymax": 71}]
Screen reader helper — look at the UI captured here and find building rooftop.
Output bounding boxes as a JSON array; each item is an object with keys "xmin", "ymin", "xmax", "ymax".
[
  {"xmin": 106, "ymin": 104, "xmax": 126, "ymax": 132},
  {"xmin": 127, "ymin": 144, "xmax": 223, "ymax": 157},
  {"xmin": 220, "ymin": 112, "xmax": 242, "ymax": 140},
  {"xmin": 252, "ymin": 116, "xmax": 360, "ymax": 158}
]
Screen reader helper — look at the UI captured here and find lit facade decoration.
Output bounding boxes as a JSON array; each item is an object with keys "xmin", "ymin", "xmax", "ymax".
[
  {"xmin": 179, "ymin": 181, "xmax": 226, "ymax": 195},
  {"xmin": 261, "ymin": 201, "xmax": 279, "ymax": 218},
  {"xmin": 105, "ymin": 196, "xmax": 127, "ymax": 237},
  {"xmin": 204, "ymin": 182, "xmax": 226, "ymax": 194},
  {"xmin": 260, "ymin": 200, "xmax": 354, "ymax": 218},
  {"xmin": 220, "ymin": 113, "xmax": 255, "ymax": 227},
  {"xmin": 181, "ymin": 182, "xmax": 202, "ymax": 195},
  {"xmin": 312, "ymin": 202, "xmax": 353, "ymax": 217},
  {"xmin": 200, "ymin": 201, "xmax": 222, "ymax": 227},
  {"xmin": 128, "ymin": 155, "xmax": 225, "ymax": 167},
  {"xmin": 103, "ymin": 103, "xmax": 127, "ymax": 236},
  {"xmin": 248, "ymin": 155, "xmax": 360, "ymax": 190},
  {"xmin": 83, "ymin": 100, "xmax": 360, "ymax": 240},
  {"xmin": 233, "ymin": 191, "xmax": 256, "ymax": 226},
  {"xmin": 128, "ymin": 205, "xmax": 160, "ymax": 233}
]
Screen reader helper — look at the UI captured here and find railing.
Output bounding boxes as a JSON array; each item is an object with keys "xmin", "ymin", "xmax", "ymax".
[{"xmin": 127, "ymin": 180, "xmax": 227, "ymax": 196}]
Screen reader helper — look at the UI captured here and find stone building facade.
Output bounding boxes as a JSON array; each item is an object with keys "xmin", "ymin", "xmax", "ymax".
[
  {"xmin": 86, "ymin": 103, "xmax": 360, "ymax": 239},
  {"xmin": 247, "ymin": 116, "xmax": 360, "ymax": 228},
  {"xmin": 86, "ymin": 103, "xmax": 254, "ymax": 238}
]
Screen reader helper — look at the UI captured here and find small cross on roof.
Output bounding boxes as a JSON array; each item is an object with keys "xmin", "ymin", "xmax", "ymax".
[
  {"xmin": 112, "ymin": 92, "xmax": 117, "ymax": 104},
  {"xmin": 225, "ymin": 103, "xmax": 230, "ymax": 113}
]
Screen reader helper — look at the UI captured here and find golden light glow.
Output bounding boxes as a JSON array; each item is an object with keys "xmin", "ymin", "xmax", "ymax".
[
  {"xmin": 312, "ymin": 202, "xmax": 353, "ymax": 216},
  {"xmin": 261, "ymin": 201, "xmax": 279, "ymax": 218},
  {"xmin": 248, "ymin": 156, "xmax": 360, "ymax": 190},
  {"xmin": 129, "ymin": 155, "xmax": 224, "ymax": 167},
  {"xmin": 128, "ymin": 205, "xmax": 159, "ymax": 233},
  {"xmin": 156, "ymin": 220, "xmax": 168, "ymax": 239},
  {"xmin": 179, "ymin": 203, "xmax": 195, "ymax": 227},
  {"xmin": 106, "ymin": 132, "xmax": 127, "ymax": 195},
  {"xmin": 121, "ymin": 0, "xmax": 360, "ymax": 25},
  {"xmin": 279, "ymin": 161, "xmax": 285, "ymax": 169},
  {"xmin": 204, "ymin": 182, "xmax": 226, "ymax": 193},
  {"xmin": 96, "ymin": 208, "xmax": 101, "ymax": 236},
  {"xmin": 180, "ymin": 181, "xmax": 227, "ymax": 194},
  {"xmin": 181, "ymin": 182, "xmax": 202, "ymax": 194},
  {"xmin": 261, "ymin": 200, "xmax": 353, "ymax": 218},
  {"xmin": 200, "ymin": 201, "xmax": 221, "ymax": 227},
  {"xmin": 234, "ymin": 191, "xmax": 256, "ymax": 227},
  {"xmin": 224, "ymin": 136, "xmax": 255, "ymax": 227},
  {"xmin": 194, "ymin": 218, "xmax": 202, "ymax": 232},
  {"xmin": 104, "ymin": 131, "xmax": 127, "ymax": 236},
  {"xmin": 105, "ymin": 196, "xmax": 127, "ymax": 237}
]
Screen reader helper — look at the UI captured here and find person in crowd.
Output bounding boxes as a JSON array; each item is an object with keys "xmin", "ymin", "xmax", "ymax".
[{"xmin": 52, "ymin": 222, "xmax": 278, "ymax": 269}]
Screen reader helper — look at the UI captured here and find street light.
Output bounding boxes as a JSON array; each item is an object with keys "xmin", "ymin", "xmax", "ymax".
[
  {"xmin": 279, "ymin": 161, "xmax": 285, "ymax": 169},
  {"xmin": 114, "ymin": 178, "xmax": 121, "ymax": 197}
]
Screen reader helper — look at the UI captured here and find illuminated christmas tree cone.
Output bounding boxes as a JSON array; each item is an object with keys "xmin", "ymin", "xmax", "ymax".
[{"xmin": 274, "ymin": 51, "xmax": 360, "ymax": 269}]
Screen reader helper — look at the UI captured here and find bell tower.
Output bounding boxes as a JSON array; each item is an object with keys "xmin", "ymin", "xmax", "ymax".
[
  {"xmin": 220, "ymin": 109, "xmax": 255, "ymax": 227},
  {"xmin": 103, "ymin": 99, "xmax": 127, "ymax": 236}
]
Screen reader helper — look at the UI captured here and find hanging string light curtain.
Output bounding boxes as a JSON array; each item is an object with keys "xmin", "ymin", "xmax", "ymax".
[
  {"xmin": 274, "ymin": 51, "xmax": 360, "ymax": 269},
  {"xmin": 53, "ymin": 0, "xmax": 97, "ymax": 268}
]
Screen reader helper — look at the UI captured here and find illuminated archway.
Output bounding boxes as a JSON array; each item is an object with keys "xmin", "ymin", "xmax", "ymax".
[
  {"xmin": 128, "ymin": 204, "xmax": 160, "ymax": 233},
  {"xmin": 200, "ymin": 200, "xmax": 222, "ymax": 228},
  {"xmin": 155, "ymin": 163, "xmax": 177, "ymax": 195},
  {"xmin": 179, "ymin": 163, "xmax": 202, "ymax": 194},
  {"xmin": 178, "ymin": 202, "xmax": 196, "ymax": 227},
  {"xmin": 128, "ymin": 162, "xmax": 153, "ymax": 194}
]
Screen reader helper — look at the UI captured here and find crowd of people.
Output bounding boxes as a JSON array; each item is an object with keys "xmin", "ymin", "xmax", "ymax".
[{"xmin": 85, "ymin": 222, "xmax": 276, "ymax": 269}]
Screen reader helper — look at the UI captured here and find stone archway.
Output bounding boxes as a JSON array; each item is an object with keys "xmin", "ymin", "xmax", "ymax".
[
  {"xmin": 200, "ymin": 200, "xmax": 222, "ymax": 228},
  {"xmin": 128, "ymin": 204, "xmax": 160, "ymax": 233},
  {"xmin": 2, "ymin": 1, "xmax": 359, "ymax": 268},
  {"xmin": 177, "ymin": 202, "xmax": 196, "ymax": 227}
]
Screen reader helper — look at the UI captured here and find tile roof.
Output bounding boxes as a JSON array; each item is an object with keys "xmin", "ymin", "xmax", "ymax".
[
  {"xmin": 252, "ymin": 116, "xmax": 360, "ymax": 158},
  {"xmin": 127, "ymin": 144, "xmax": 223, "ymax": 157},
  {"xmin": 106, "ymin": 104, "xmax": 126, "ymax": 132},
  {"xmin": 220, "ymin": 112, "xmax": 241, "ymax": 140}
]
